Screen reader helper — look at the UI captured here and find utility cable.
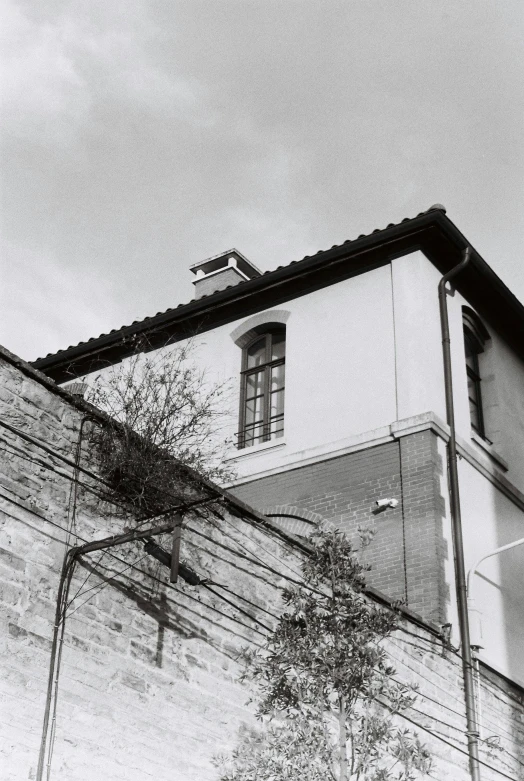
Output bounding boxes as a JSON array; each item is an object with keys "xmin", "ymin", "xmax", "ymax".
[
  {"xmin": 65, "ymin": 549, "xmax": 111, "ymax": 610},
  {"xmin": 36, "ymin": 552, "xmax": 76, "ymax": 781},
  {"xmin": 0, "ymin": 417, "xmax": 221, "ymax": 515},
  {"xmin": 201, "ymin": 583, "xmax": 272, "ymax": 634},
  {"xmin": 396, "ymin": 710, "xmax": 519, "ymax": 781},
  {"xmin": 64, "ymin": 553, "xmax": 150, "ymax": 621},
  {"xmin": 4, "ymin": 489, "xmax": 523, "ymax": 775}
]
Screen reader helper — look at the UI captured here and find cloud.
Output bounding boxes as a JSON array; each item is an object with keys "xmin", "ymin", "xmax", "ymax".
[
  {"xmin": 0, "ymin": 1, "xmax": 91, "ymax": 142},
  {"xmin": 0, "ymin": 241, "xmax": 129, "ymax": 361},
  {"xmin": 0, "ymin": 0, "xmax": 208, "ymax": 145}
]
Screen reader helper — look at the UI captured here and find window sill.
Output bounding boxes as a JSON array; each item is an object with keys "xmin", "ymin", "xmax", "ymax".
[
  {"xmin": 471, "ymin": 432, "xmax": 508, "ymax": 472},
  {"xmin": 225, "ymin": 439, "xmax": 287, "ymax": 461}
]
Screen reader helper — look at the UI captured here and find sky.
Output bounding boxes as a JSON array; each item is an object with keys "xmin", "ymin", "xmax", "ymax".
[{"xmin": 1, "ymin": 0, "xmax": 523, "ymax": 362}]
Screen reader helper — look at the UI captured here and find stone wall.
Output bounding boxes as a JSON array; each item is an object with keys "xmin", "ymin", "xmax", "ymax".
[{"xmin": 1, "ymin": 347, "xmax": 523, "ymax": 781}]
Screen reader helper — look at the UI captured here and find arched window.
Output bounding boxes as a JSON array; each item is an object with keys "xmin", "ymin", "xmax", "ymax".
[
  {"xmin": 238, "ymin": 326, "xmax": 285, "ymax": 448},
  {"xmin": 463, "ymin": 308, "xmax": 489, "ymax": 439}
]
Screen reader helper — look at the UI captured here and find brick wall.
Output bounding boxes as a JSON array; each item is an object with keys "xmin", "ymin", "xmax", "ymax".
[
  {"xmin": 1, "ymin": 348, "xmax": 523, "ymax": 781},
  {"xmin": 232, "ymin": 432, "xmax": 447, "ymax": 624}
]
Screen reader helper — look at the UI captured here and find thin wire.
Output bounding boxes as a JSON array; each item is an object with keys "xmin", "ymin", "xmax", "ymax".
[
  {"xmin": 45, "ymin": 560, "xmax": 76, "ymax": 781},
  {"xmin": 0, "ymin": 418, "xmax": 221, "ymax": 515},
  {"xmin": 0, "ymin": 492, "xmax": 267, "ymax": 642},
  {"xmin": 4, "ymin": 489, "xmax": 523, "ymax": 773},
  {"xmin": 0, "ymin": 417, "xmax": 113, "ymax": 488},
  {"xmin": 64, "ymin": 553, "xmax": 150, "ymax": 621},
  {"xmin": 396, "ymin": 709, "xmax": 519, "ymax": 781},
  {"xmin": 65, "ymin": 549, "xmax": 111, "ymax": 609},
  {"xmin": 207, "ymin": 581, "xmax": 278, "ymax": 621},
  {"xmin": 63, "ymin": 418, "xmax": 86, "ymax": 549},
  {"xmin": 397, "ymin": 438, "xmax": 409, "ymax": 604},
  {"xmin": 218, "ymin": 508, "xmax": 313, "ymax": 585},
  {"xmin": 202, "ymin": 583, "xmax": 272, "ymax": 634},
  {"xmin": 185, "ymin": 520, "xmax": 322, "ymax": 595},
  {"xmin": 0, "ymin": 438, "xmax": 137, "ymax": 512}
]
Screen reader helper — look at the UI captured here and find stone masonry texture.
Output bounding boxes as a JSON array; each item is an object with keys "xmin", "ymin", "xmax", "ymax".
[{"xmin": 1, "ymin": 348, "xmax": 523, "ymax": 781}]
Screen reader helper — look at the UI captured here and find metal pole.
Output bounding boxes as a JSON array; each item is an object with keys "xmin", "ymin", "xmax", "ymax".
[
  {"xmin": 438, "ymin": 246, "xmax": 481, "ymax": 781},
  {"xmin": 467, "ymin": 536, "xmax": 524, "ymax": 596}
]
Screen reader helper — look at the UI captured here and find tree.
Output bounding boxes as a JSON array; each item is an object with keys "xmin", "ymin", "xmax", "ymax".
[
  {"xmin": 85, "ymin": 342, "xmax": 235, "ymax": 517},
  {"xmin": 217, "ymin": 527, "xmax": 432, "ymax": 781}
]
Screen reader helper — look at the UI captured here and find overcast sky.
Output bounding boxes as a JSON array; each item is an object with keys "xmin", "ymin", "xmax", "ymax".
[{"xmin": 1, "ymin": 0, "xmax": 523, "ymax": 362}]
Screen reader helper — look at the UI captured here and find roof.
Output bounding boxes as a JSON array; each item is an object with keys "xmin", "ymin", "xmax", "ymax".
[{"xmin": 32, "ymin": 206, "xmax": 524, "ymax": 383}]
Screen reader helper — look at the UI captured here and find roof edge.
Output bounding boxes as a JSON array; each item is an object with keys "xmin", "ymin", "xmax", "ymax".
[{"xmin": 31, "ymin": 208, "xmax": 524, "ymax": 379}]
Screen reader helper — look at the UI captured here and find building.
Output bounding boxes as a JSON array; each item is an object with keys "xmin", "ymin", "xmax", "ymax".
[{"xmin": 33, "ymin": 205, "xmax": 524, "ymax": 690}]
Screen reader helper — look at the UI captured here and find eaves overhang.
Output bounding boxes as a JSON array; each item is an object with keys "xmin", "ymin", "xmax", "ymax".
[{"xmin": 32, "ymin": 209, "xmax": 524, "ymax": 383}]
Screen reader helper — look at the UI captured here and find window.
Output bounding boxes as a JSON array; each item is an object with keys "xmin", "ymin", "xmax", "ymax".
[
  {"xmin": 463, "ymin": 309, "xmax": 489, "ymax": 439},
  {"xmin": 238, "ymin": 327, "xmax": 285, "ymax": 448}
]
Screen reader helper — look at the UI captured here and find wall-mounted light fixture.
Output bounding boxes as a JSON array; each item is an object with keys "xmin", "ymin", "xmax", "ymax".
[{"xmin": 374, "ymin": 498, "xmax": 399, "ymax": 511}]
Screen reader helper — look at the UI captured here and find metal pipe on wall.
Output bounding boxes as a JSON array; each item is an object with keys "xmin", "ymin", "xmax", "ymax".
[{"xmin": 438, "ymin": 246, "xmax": 481, "ymax": 781}]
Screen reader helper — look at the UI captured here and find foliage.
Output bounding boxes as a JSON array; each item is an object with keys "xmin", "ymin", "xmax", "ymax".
[
  {"xmin": 218, "ymin": 527, "xmax": 432, "ymax": 781},
  {"xmin": 85, "ymin": 343, "xmax": 235, "ymax": 516}
]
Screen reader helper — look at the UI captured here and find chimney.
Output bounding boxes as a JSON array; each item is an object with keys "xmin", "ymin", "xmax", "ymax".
[{"xmin": 190, "ymin": 249, "xmax": 262, "ymax": 299}]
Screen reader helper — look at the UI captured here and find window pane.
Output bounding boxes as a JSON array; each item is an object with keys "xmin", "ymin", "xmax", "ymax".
[
  {"xmin": 271, "ymin": 332, "xmax": 285, "ymax": 361},
  {"xmin": 240, "ymin": 329, "xmax": 286, "ymax": 448},
  {"xmin": 247, "ymin": 337, "xmax": 267, "ymax": 369},
  {"xmin": 245, "ymin": 395, "xmax": 264, "ymax": 425},
  {"xmin": 270, "ymin": 388, "xmax": 285, "ymax": 419},
  {"xmin": 469, "ymin": 399, "xmax": 480, "ymax": 432},
  {"xmin": 270, "ymin": 415, "xmax": 284, "ymax": 438},
  {"xmin": 467, "ymin": 375, "xmax": 478, "ymax": 402},
  {"xmin": 246, "ymin": 370, "xmax": 265, "ymax": 398},
  {"xmin": 271, "ymin": 363, "xmax": 285, "ymax": 392},
  {"xmin": 465, "ymin": 353, "xmax": 476, "ymax": 373},
  {"xmin": 244, "ymin": 424, "xmax": 264, "ymax": 446}
]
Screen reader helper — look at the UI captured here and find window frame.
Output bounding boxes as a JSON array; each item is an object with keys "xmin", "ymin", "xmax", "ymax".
[
  {"xmin": 238, "ymin": 327, "xmax": 285, "ymax": 449},
  {"xmin": 462, "ymin": 308, "xmax": 490, "ymax": 441},
  {"xmin": 464, "ymin": 327, "xmax": 485, "ymax": 438}
]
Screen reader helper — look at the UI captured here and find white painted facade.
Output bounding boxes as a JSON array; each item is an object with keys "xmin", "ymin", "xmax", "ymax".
[{"xmin": 79, "ymin": 249, "xmax": 524, "ymax": 684}]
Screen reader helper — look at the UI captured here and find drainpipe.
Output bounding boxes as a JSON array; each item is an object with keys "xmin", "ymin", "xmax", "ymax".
[{"xmin": 438, "ymin": 246, "xmax": 481, "ymax": 781}]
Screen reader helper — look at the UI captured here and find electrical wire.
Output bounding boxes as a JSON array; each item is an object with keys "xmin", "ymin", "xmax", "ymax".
[
  {"xmin": 64, "ymin": 548, "xmax": 111, "ymax": 610},
  {"xmin": 64, "ymin": 553, "xmax": 150, "ymax": 621},
  {"xmin": 218, "ymin": 507, "xmax": 316, "ymax": 586},
  {"xmin": 0, "ymin": 417, "xmax": 221, "ymax": 516},
  {"xmin": 0, "ymin": 417, "xmax": 113, "ymax": 488},
  {"xmin": 0, "ymin": 492, "xmax": 249, "ymax": 627},
  {"xmin": 0, "ymin": 493, "xmax": 268, "ymax": 641},
  {"xmin": 203, "ymin": 581, "xmax": 278, "ymax": 621},
  {"xmin": 3, "ymin": 487, "xmax": 523, "ymax": 776},
  {"xmin": 396, "ymin": 710, "xmax": 519, "ymax": 781},
  {"xmin": 36, "ymin": 552, "xmax": 77, "ymax": 781},
  {"xmin": 201, "ymin": 584, "xmax": 272, "ymax": 634},
  {"xmin": 185, "ymin": 520, "xmax": 323, "ymax": 595}
]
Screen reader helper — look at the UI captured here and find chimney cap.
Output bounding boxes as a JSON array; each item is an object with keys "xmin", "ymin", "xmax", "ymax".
[{"xmin": 190, "ymin": 249, "xmax": 262, "ymax": 281}]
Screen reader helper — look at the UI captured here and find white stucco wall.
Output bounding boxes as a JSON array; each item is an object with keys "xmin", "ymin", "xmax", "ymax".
[
  {"xmin": 77, "ymin": 250, "xmax": 524, "ymax": 493},
  {"xmin": 186, "ymin": 262, "xmax": 398, "ymax": 476},
  {"xmin": 459, "ymin": 458, "xmax": 524, "ymax": 684},
  {"xmin": 390, "ymin": 251, "xmax": 447, "ymax": 423}
]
